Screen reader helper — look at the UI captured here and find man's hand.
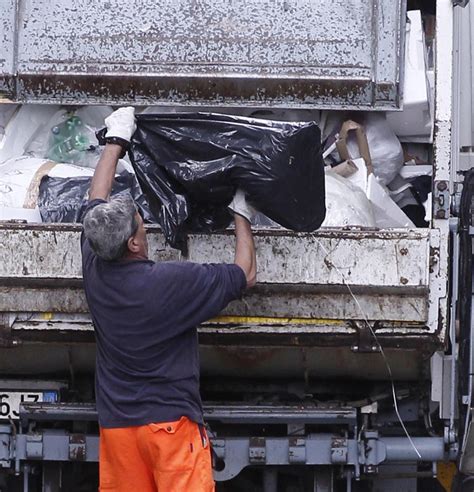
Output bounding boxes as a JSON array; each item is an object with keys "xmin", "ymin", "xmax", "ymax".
[
  {"xmin": 228, "ymin": 189, "xmax": 256, "ymax": 223},
  {"xmin": 230, "ymin": 190, "xmax": 257, "ymax": 288},
  {"xmin": 105, "ymin": 107, "xmax": 137, "ymax": 142},
  {"xmin": 89, "ymin": 108, "xmax": 136, "ymax": 201}
]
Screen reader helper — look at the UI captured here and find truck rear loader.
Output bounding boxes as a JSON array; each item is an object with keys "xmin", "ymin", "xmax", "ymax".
[{"xmin": 0, "ymin": 0, "xmax": 473, "ymax": 490}]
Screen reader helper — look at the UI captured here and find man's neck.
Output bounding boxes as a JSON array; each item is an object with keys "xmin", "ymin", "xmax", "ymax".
[{"xmin": 123, "ymin": 251, "xmax": 149, "ymax": 261}]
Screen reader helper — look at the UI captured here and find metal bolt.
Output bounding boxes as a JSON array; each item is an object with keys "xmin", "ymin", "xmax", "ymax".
[
  {"xmin": 437, "ymin": 181, "xmax": 448, "ymax": 191},
  {"xmin": 436, "ymin": 210, "xmax": 446, "ymax": 219}
]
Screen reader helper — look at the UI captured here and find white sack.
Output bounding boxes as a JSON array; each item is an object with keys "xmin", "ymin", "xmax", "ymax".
[
  {"xmin": 366, "ymin": 174, "xmax": 415, "ymax": 228},
  {"xmin": 337, "ymin": 158, "xmax": 415, "ymax": 228},
  {"xmin": 322, "ymin": 171, "xmax": 375, "ymax": 227}
]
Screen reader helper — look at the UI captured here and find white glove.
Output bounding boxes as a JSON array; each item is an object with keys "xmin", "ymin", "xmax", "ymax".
[
  {"xmin": 105, "ymin": 107, "xmax": 137, "ymax": 142},
  {"xmin": 228, "ymin": 189, "xmax": 256, "ymax": 223}
]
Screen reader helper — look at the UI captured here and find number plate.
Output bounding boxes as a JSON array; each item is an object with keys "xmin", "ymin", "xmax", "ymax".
[{"xmin": 0, "ymin": 391, "xmax": 57, "ymax": 420}]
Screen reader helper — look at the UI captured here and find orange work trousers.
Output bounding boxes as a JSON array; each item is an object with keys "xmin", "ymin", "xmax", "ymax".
[{"xmin": 99, "ymin": 416, "xmax": 215, "ymax": 492}]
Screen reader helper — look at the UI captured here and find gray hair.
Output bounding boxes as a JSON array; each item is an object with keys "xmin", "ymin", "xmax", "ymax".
[{"xmin": 83, "ymin": 194, "xmax": 138, "ymax": 261}]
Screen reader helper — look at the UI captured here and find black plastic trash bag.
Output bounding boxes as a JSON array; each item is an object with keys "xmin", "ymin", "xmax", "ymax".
[
  {"xmin": 128, "ymin": 113, "xmax": 326, "ymax": 250},
  {"xmin": 38, "ymin": 173, "xmax": 152, "ymax": 223}
]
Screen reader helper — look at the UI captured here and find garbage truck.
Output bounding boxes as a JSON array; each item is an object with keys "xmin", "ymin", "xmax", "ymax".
[{"xmin": 0, "ymin": 0, "xmax": 473, "ymax": 490}]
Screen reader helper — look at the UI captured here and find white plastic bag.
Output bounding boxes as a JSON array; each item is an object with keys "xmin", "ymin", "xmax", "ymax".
[
  {"xmin": 332, "ymin": 157, "xmax": 414, "ymax": 228},
  {"xmin": 343, "ymin": 158, "xmax": 415, "ymax": 228},
  {"xmin": 366, "ymin": 174, "xmax": 415, "ymax": 228},
  {"xmin": 345, "ymin": 113, "xmax": 404, "ymax": 186},
  {"xmin": 322, "ymin": 171, "xmax": 375, "ymax": 227},
  {"xmin": 0, "ymin": 105, "xmax": 60, "ymax": 165}
]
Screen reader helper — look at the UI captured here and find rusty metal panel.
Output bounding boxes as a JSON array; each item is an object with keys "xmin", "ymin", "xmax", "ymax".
[
  {"xmin": 200, "ymin": 345, "xmax": 423, "ymax": 380},
  {"xmin": 0, "ymin": 339, "xmax": 424, "ymax": 379},
  {"xmin": 187, "ymin": 230, "xmax": 430, "ymax": 288},
  {"xmin": 0, "ymin": 0, "xmax": 405, "ymax": 108},
  {"xmin": 0, "ymin": 225, "xmax": 430, "ymax": 288},
  {"xmin": 0, "ymin": 286, "xmax": 428, "ymax": 322},
  {"xmin": 0, "ymin": 225, "xmax": 435, "ymax": 328}
]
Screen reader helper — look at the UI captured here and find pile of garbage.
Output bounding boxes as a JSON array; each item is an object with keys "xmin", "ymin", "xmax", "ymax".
[
  {"xmin": 0, "ymin": 105, "xmax": 432, "ymax": 240},
  {"xmin": 0, "ymin": 10, "xmax": 434, "ymax": 247},
  {"xmin": 319, "ymin": 113, "xmax": 430, "ymax": 229},
  {"xmin": 315, "ymin": 9, "xmax": 434, "ymax": 229},
  {"xmin": 0, "ymin": 105, "xmax": 151, "ymax": 223}
]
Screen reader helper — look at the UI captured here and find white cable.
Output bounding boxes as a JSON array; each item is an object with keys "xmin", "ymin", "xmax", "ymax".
[{"xmin": 314, "ymin": 237, "xmax": 422, "ymax": 459}]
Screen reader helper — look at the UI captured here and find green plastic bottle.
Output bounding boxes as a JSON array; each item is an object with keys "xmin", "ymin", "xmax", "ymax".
[{"xmin": 47, "ymin": 114, "xmax": 89, "ymax": 163}]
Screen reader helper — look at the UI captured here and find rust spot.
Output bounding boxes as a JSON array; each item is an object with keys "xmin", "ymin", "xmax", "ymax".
[
  {"xmin": 399, "ymin": 248, "xmax": 408, "ymax": 256},
  {"xmin": 400, "ymin": 277, "xmax": 408, "ymax": 285},
  {"xmin": 12, "ymin": 73, "xmax": 373, "ymax": 107},
  {"xmin": 437, "ymin": 181, "xmax": 448, "ymax": 191},
  {"xmin": 429, "ymin": 246, "xmax": 439, "ymax": 273},
  {"xmin": 215, "ymin": 346, "xmax": 278, "ymax": 368},
  {"xmin": 323, "ymin": 258, "xmax": 333, "ymax": 270}
]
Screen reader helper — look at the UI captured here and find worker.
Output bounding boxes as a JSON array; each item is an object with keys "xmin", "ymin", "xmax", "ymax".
[{"xmin": 80, "ymin": 107, "xmax": 257, "ymax": 492}]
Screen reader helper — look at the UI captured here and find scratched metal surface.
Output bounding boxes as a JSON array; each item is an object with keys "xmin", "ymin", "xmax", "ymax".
[
  {"xmin": 0, "ymin": 0, "xmax": 405, "ymax": 107},
  {"xmin": 0, "ymin": 225, "xmax": 434, "ymax": 327},
  {"xmin": 0, "ymin": 286, "xmax": 428, "ymax": 322},
  {"xmin": 0, "ymin": 1, "xmax": 15, "ymax": 81},
  {"xmin": 0, "ymin": 226, "xmax": 430, "ymax": 287}
]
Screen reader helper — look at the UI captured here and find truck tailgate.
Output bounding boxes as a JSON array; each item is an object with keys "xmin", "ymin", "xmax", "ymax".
[{"xmin": 0, "ymin": 224, "xmax": 439, "ymax": 331}]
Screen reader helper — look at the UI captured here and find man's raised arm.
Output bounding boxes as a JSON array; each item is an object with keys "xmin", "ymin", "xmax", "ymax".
[
  {"xmin": 229, "ymin": 190, "xmax": 257, "ymax": 288},
  {"xmin": 89, "ymin": 107, "xmax": 136, "ymax": 201}
]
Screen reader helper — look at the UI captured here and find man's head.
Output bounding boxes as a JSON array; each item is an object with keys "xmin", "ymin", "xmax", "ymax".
[{"xmin": 83, "ymin": 194, "xmax": 148, "ymax": 261}]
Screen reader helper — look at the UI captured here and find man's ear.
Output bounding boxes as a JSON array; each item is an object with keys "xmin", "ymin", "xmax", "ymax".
[{"xmin": 127, "ymin": 234, "xmax": 139, "ymax": 253}]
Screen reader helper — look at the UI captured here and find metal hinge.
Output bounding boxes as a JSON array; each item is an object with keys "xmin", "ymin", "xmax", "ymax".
[
  {"xmin": 26, "ymin": 434, "xmax": 43, "ymax": 460},
  {"xmin": 433, "ymin": 181, "xmax": 450, "ymax": 220},
  {"xmin": 248, "ymin": 437, "xmax": 266, "ymax": 464},
  {"xmin": 69, "ymin": 434, "xmax": 86, "ymax": 461},
  {"xmin": 288, "ymin": 437, "xmax": 306, "ymax": 464},
  {"xmin": 0, "ymin": 314, "xmax": 20, "ymax": 348},
  {"xmin": 349, "ymin": 321, "xmax": 381, "ymax": 353},
  {"xmin": 331, "ymin": 437, "xmax": 348, "ymax": 464}
]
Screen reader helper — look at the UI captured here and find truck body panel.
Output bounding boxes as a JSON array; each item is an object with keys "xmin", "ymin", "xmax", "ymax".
[{"xmin": 0, "ymin": 0, "xmax": 405, "ymax": 109}]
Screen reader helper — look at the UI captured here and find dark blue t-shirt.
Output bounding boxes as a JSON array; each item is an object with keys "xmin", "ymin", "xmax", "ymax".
[{"xmin": 81, "ymin": 199, "xmax": 246, "ymax": 428}]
